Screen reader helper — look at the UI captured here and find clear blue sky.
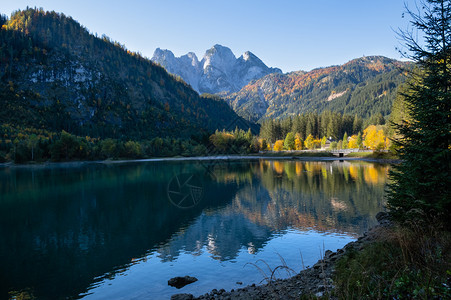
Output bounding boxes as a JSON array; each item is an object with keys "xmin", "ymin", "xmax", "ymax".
[{"xmin": 2, "ymin": 0, "xmax": 416, "ymax": 72}]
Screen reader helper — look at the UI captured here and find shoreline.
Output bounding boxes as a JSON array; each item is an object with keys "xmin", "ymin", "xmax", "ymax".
[
  {"xmin": 0, "ymin": 154, "xmax": 400, "ymax": 169},
  {"xmin": 173, "ymin": 213, "xmax": 391, "ymax": 300}
]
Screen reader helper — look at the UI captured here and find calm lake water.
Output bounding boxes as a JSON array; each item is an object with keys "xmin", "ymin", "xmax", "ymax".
[{"xmin": 0, "ymin": 159, "xmax": 389, "ymax": 299}]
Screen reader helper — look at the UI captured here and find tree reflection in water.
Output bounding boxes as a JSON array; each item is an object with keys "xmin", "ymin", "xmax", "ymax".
[{"xmin": 0, "ymin": 160, "xmax": 388, "ymax": 299}]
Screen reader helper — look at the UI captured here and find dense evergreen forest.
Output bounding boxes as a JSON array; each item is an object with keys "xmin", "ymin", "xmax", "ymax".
[{"xmin": 259, "ymin": 110, "xmax": 381, "ymax": 143}]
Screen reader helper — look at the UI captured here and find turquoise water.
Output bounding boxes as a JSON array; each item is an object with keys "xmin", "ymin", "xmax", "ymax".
[{"xmin": 0, "ymin": 159, "xmax": 388, "ymax": 299}]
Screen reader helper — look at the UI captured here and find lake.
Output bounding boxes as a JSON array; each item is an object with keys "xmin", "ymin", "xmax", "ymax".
[{"xmin": 0, "ymin": 159, "xmax": 389, "ymax": 299}]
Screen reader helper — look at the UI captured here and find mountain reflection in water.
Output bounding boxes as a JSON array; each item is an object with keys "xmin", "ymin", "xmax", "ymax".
[{"xmin": 0, "ymin": 160, "xmax": 388, "ymax": 299}]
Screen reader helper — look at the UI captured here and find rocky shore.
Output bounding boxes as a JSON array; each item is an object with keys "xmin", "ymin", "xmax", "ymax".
[{"xmin": 171, "ymin": 212, "xmax": 391, "ymax": 300}]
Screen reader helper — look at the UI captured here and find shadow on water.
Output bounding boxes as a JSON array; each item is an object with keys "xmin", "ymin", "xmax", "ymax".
[{"xmin": 0, "ymin": 159, "xmax": 389, "ymax": 299}]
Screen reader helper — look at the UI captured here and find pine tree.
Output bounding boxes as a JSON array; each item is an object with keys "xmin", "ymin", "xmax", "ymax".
[{"xmin": 388, "ymin": 0, "xmax": 451, "ymax": 226}]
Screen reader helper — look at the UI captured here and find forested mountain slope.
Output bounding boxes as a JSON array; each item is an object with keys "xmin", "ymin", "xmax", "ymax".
[
  {"xmin": 0, "ymin": 8, "xmax": 252, "ymax": 140},
  {"xmin": 226, "ymin": 56, "xmax": 410, "ymax": 122}
]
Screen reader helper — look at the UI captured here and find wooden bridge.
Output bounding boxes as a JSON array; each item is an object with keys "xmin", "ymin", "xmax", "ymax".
[{"xmin": 330, "ymin": 149, "xmax": 366, "ymax": 157}]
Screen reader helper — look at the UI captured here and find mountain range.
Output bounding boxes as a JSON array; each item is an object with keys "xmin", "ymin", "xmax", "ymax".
[
  {"xmin": 226, "ymin": 56, "xmax": 409, "ymax": 122},
  {"xmin": 152, "ymin": 45, "xmax": 409, "ymax": 123},
  {"xmin": 0, "ymin": 9, "xmax": 253, "ymax": 140},
  {"xmin": 151, "ymin": 45, "xmax": 282, "ymax": 95},
  {"xmin": 1, "ymin": 8, "xmax": 410, "ymax": 143}
]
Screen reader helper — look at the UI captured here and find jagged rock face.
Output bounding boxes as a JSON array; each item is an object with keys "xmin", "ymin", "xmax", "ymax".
[
  {"xmin": 152, "ymin": 48, "xmax": 202, "ymax": 91},
  {"xmin": 151, "ymin": 44, "xmax": 282, "ymax": 95}
]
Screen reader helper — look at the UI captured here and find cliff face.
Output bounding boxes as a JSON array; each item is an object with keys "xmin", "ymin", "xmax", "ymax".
[{"xmin": 152, "ymin": 44, "xmax": 282, "ymax": 95}]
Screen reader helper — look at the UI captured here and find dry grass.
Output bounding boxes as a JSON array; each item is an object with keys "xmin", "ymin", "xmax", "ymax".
[{"xmin": 334, "ymin": 223, "xmax": 451, "ymax": 299}]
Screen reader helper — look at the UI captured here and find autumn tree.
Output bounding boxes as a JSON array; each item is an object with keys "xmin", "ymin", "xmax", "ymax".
[
  {"xmin": 356, "ymin": 132, "xmax": 363, "ymax": 149},
  {"xmin": 348, "ymin": 134, "xmax": 358, "ymax": 149},
  {"xmin": 304, "ymin": 134, "xmax": 315, "ymax": 150},
  {"xmin": 294, "ymin": 133, "xmax": 303, "ymax": 150},
  {"xmin": 363, "ymin": 125, "xmax": 385, "ymax": 150},
  {"xmin": 313, "ymin": 137, "xmax": 322, "ymax": 149},
  {"xmin": 388, "ymin": 0, "xmax": 451, "ymax": 226},
  {"xmin": 273, "ymin": 140, "xmax": 284, "ymax": 151}
]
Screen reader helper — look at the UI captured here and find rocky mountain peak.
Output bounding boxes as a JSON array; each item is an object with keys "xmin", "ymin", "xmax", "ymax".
[
  {"xmin": 242, "ymin": 51, "xmax": 258, "ymax": 61},
  {"xmin": 151, "ymin": 45, "xmax": 281, "ymax": 95}
]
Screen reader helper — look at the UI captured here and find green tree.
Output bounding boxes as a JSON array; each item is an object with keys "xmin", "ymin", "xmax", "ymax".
[
  {"xmin": 388, "ymin": 0, "xmax": 451, "ymax": 226},
  {"xmin": 284, "ymin": 132, "xmax": 295, "ymax": 150},
  {"xmin": 342, "ymin": 132, "xmax": 348, "ymax": 149},
  {"xmin": 50, "ymin": 131, "xmax": 87, "ymax": 161},
  {"xmin": 101, "ymin": 138, "xmax": 117, "ymax": 158},
  {"xmin": 261, "ymin": 139, "xmax": 268, "ymax": 151},
  {"xmin": 124, "ymin": 141, "xmax": 142, "ymax": 158}
]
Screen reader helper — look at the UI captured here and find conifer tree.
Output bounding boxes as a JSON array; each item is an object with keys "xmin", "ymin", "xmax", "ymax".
[{"xmin": 388, "ymin": 0, "xmax": 451, "ymax": 226}]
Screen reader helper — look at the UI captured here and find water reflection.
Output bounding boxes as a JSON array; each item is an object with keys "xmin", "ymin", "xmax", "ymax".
[{"xmin": 0, "ymin": 160, "xmax": 389, "ymax": 299}]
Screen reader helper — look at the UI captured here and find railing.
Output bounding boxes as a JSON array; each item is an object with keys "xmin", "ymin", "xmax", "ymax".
[{"xmin": 261, "ymin": 149, "xmax": 376, "ymax": 156}]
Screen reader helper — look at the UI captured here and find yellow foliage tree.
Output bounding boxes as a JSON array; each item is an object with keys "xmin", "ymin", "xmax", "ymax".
[
  {"xmin": 273, "ymin": 140, "xmax": 284, "ymax": 151},
  {"xmin": 348, "ymin": 135, "xmax": 358, "ymax": 149},
  {"xmin": 304, "ymin": 134, "xmax": 315, "ymax": 150},
  {"xmin": 313, "ymin": 138, "xmax": 322, "ymax": 149},
  {"xmin": 363, "ymin": 125, "xmax": 386, "ymax": 150},
  {"xmin": 295, "ymin": 137, "xmax": 303, "ymax": 150}
]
